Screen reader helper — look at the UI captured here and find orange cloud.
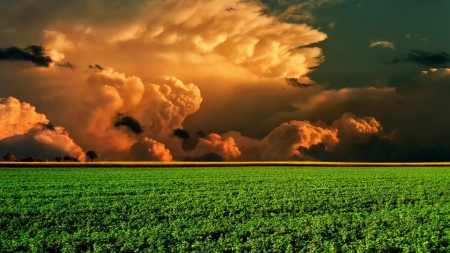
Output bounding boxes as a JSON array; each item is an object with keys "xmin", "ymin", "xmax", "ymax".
[
  {"xmin": 0, "ymin": 97, "xmax": 84, "ymax": 160},
  {"xmin": 0, "ymin": 97, "xmax": 49, "ymax": 140},
  {"xmin": 332, "ymin": 112, "xmax": 383, "ymax": 144},
  {"xmin": 191, "ymin": 133, "xmax": 241, "ymax": 160},
  {"xmin": 63, "ymin": 68, "xmax": 202, "ymax": 159},
  {"xmin": 258, "ymin": 120, "xmax": 339, "ymax": 160},
  {"xmin": 129, "ymin": 137, "xmax": 172, "ymax": 161}
]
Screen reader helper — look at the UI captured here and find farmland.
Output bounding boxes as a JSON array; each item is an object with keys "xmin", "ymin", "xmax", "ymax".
[{"xmin": 1, "ymin": 167, "xmax": 450, "ymax": 252}]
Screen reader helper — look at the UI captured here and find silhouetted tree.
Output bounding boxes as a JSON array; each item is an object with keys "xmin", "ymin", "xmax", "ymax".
[
  {"xmin": 3, "ymin": 152, "xmax": 16, "ymax": 161},
  {"xmin": 36, "ymin": 158, "xmax": 43, "ymax": 162},
  {"xmin": 70, "ymin": 155, "xmax": 81, "ymax": 162},
  {"xmin": 20, "ymin": 157, "xmax": 35, "ymax": 162},
  {"xmin": 85, "ymin": 151, "xmax": 100, "ymax": 162},
  {"xmin": 55, "ymin": 156, "xmax": 62, "ymax": 162}
]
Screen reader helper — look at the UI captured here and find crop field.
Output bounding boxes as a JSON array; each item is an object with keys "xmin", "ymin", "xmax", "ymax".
[{"xmin": 1, "ymin": 167, "xmax": 450, "ymax": 252}]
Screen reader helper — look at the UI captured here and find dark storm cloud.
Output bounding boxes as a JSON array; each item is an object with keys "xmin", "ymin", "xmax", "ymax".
[
  {"xmin": 88, "ymin": 64, "xmax": 104, "ymax": 70},
  {"xmin": 285, "ymin": 78, "xmax": 314, "ymax": 88},
  {"xmin": 184, "ymin": 152, "xmax": 224, "ymax": 162},
  {"xmin": 38, "ymin": 123, "xmax": 56, "ymax": 131},
  {"xmin": 172, "ymin": 129, "xmax": 209, "ymax": 152},
  {"xmin": 0, "ymin": 45, "xmax": 53, "ymax": 67},
  {"xmin": 197, "ymin": 131, "xmax": 206, "ymax": 139},
  {"xmin": 113, "ymin": 113, "xmax": 143, "ymax": 134},
  {"xmin": 56, "ymin": 62, "xmax": 75, "ymax": 69},
  {"xmin": 299, "ymin": 135, "xmax": 450, "ymax": 162},
  {"xmin": 173, "ymin": 128, "xmax": 190, "ymax": 140},
  {"xmin": 385, "ymin": 50, "xmax": 450, "ymax": 68}
]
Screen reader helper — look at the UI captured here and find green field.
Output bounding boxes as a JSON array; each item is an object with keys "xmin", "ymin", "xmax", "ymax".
[{"xmin": 1, "ymin": 167, "xmax": 450, "ymax": 252}]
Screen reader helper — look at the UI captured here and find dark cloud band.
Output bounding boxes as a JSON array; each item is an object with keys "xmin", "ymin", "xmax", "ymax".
[
  {"xmin": 385, "ymin": 50, "xmax": 450, "ymax": 68},
  {"xmin": 0, "ymin": 45, "xmax": 53, "ymax": 67}
]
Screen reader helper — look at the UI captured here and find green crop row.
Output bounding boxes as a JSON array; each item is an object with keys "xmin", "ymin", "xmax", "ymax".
[{"xmin": 1, "ymin": 167, "xmax": 450, "ymax": 252}]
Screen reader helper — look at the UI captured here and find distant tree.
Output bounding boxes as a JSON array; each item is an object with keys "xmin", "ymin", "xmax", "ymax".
[
  {"xmin": 63, "ymin": 156, "xmax": 71, "ymax": 162},
  {"xmin": 36, "ymin": 158, "xmax": 43, "ymax": 162},
  {"xmin": 85, "ymin": 151, "xmax": 100, "ymax": 162},
  {"xmin": 20, "ymin": 157, "xmax": 35, "ymax": 162},
  {"xmin": 55, "ymin": 156, "xmax": 62, "ymax": 162},
  {"xmin": 3, "ymin": 152, "xmax": 16, "ymax": 161},
  {"xmin": 70, "ymin": 155, "xmax": 81, "ymax": 162}
]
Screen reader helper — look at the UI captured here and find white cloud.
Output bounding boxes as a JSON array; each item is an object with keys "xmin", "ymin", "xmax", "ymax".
[{"xmin": 369, "ymin": 40, "xmax": 395, "ymax": 50}]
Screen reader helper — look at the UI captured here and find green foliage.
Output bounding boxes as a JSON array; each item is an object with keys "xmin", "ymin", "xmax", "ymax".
[{"xmin": 1, "ymin": 167, "xmax": 450, "ymax": 252}]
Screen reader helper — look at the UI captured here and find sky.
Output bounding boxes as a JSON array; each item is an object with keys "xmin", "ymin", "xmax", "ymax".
[{"xmin": 0, "ymin": 0, "xmax": 449, "ymax": 162}]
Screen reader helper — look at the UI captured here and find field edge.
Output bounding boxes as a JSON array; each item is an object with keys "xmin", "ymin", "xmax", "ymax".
[{"xmin": 1, "ymin": 161, "xmax": 450, "ymax": 167}]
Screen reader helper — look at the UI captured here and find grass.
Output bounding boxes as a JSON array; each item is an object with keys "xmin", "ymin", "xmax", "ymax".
[{"xmin": 1, "ymin": 166, "xmax": 450, "ymax": 252}]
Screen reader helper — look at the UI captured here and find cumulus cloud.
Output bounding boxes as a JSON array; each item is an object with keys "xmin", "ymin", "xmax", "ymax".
[
  {"xmin": 54, "ymin": 67, "xmax": 203, "ymax": 161},
  {"xmin": 0, "ymin": 126, "xmax": 84, "ymax": 161},
  {"xmin": 0, "ymin": 97, "xmax": 49, "ymax": 140},
  {"xmin": 73, "ymin": 0, "xmax": 327, "ymax": 83},
  {"xmin": 219, "ymin": 112, "xmax": 389, "ymax": 161},
  {"xmin": 332, "ymin": 112, "xmax": 383, "ymax": 144},
  {"xmin": 369, "ymin": 40, "xmax": 395, "ymax": 50},
  {"xmin": 258, "ymin": 120, "xmax": 339, "ymax": 160},
  {"xmin": 129, "ymin": 76, "xmax": 202, "ymax": 136},
  {"xmin": 191, "ymin": 133, "xmax": 241, "ymax": 161},
  {"xmin": 129, "ymin": 137, "xmax": 172, "ymax": 161},
  {"xmin": 0, "ymin": 97, "xmax": 84, "ymax": 160},
  {"xmin": 6, "ymin": 0, "xmax": 434, "ymax": 162},
  {"xmin": 41, "ymin": 30, "xmax": 73, "ymax": 65}
]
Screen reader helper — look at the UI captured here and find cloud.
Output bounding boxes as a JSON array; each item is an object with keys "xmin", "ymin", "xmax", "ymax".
[
  {"xmin": 405, "ymin": 34, "xmax": 411, "ymax": 39},
  {"xmin": 274, "ymin": 0, "xmax": 345, "ymax": 23},
  {"xmin": 385, "ymin": 50, "xmax": 450, "ymax": 67},
  {"xmin": 332, "ymin": 112, "xmax": 383, "ymax": 144},
  {"xmin": 173, "ymin": 128, "xmax": 190, "ymax": 140},
  {"xmin": 216, "ymin": 112, "xmax": 388, "ymax": 161},
  {"xmin": 369, "ymin": 40, "xmax": 395, "ymax": 50},
  {"xmin": 0, "ymin": 96, "xmax": 49, "ymax": 140},
  {"xmin": 0, "ymin": 125, "xmax": 84, "ymax": 161},
  {"xmin": 6, "ymin": 0, "xmax": 430, "ymax": 162},
  {"xmin": 191, "ymin": 133, "xmax": 241, "ymax": 161},
  {"xmin": 86, "ymin": 0, "xmax": 328, "ymax": 81},
  {"xmin": 293, "ymin": 67, "xmax": 450, "ymax": 162},
  {"xmin": 328, "ymin": 21, "xmax": 337, "ymax": 28},
  {"xmin": 285, "ymin": 77, "xmax": 314, "ymax": 87},
  {"xmin": 0, "ymin": 45, "xmax": 53, "ymax": 67},
  {"xmin": 0, "ymin": 97, "xmax": 84, "ymax": 160},
  {"xmin": 113, "ymin": 113, "xmax": 144, "ymax": 135},
  {"xmin": 0, "ymin": 0, "xmax": 329, "ymax": 162},
  {"xmin": 56, "ymin": 62, "xmax": 75, "ymax": 69},
  {"xmin": 257, "ymin": 120, "xmax": 339, "ymax": 160},
  {"xmin": 48, "ymin": 66, "xmax": 203, "ymax": 161},
  {"xmin": 88, "ymin": 64, "xmax": 104, "ymax": 70},
  {"xmin": 172, "ymin": 128, "xmax": 211, "ymax": 153},
  {"xmin": 129, "ymin": 137, "xmax": 172, "ymax": 161}
]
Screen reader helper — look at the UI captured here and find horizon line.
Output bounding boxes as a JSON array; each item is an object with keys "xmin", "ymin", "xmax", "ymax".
[{"xmin": 2, "ymin": 161, "xmax": 450, "ymax": 167}]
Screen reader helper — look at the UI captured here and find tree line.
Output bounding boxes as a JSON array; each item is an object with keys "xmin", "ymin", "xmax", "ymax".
[{"xmin": 3, "ymin": 151, "xmax": 100, "ymax": 162}]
